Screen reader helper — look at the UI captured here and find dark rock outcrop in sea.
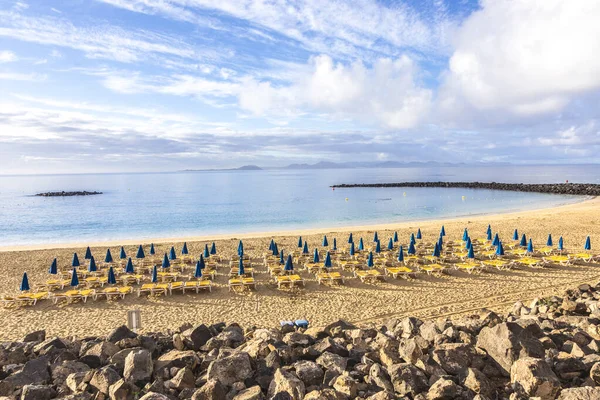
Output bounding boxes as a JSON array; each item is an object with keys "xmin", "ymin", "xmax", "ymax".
[
  {"xmin": 331, "ymin": 182, "xmax": 600, "ymax": 196},
  {"xmin": 3, "ymin": 283, "xmax": 600, "ymax": 399},
  {"xmin": 35, "ymin": 191, "xmax": 103, "ymax": 197}
]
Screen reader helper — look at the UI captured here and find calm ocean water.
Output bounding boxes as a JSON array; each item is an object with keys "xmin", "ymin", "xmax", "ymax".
[{"xmin": 0, "ymin": 165, "xmax": 598, "ymax": 246}]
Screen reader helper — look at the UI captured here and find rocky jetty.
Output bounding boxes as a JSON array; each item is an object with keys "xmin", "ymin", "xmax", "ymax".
[
  {"xmin": 331, "ymin": 182, "xmax": 600, "ymax": 196},
  {"xmin": 3, "ymin": 283, "xmax": 600, "ymax": 399},
  {"xmin": 35, "ymin": 191, "xmax": 102, "ymax": 197}
]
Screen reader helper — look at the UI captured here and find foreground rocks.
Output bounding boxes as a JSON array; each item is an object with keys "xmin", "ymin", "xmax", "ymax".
[{"xmin": 3, "ymin": 283, "xmax": 600, "ymax": 399}]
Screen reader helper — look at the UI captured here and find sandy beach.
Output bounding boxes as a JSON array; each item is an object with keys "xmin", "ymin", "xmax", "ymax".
[{"xmin": 0, "ymin": 197, "xmax": 599, "ymax": 341}]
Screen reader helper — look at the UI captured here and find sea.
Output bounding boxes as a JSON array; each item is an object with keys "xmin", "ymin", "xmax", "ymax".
[{"xmin": 0, "ymin": 165, "xmax": 598, "ymax": 246}]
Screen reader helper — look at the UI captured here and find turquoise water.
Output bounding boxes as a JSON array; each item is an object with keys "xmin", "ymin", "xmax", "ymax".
[{"xmin": 0, "ymin": 165, "xmax": 597, "ymax": 246}]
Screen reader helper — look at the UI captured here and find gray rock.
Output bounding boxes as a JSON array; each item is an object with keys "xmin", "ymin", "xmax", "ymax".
[
  {"xmin": 51, "ymin": 360, "xmax": 90, "ymax": 386},
  {"xmin": 182, "ymin": 324, "xmax": 213, "ymax": 351},
  {"xmin": 316, "ymin": 352, "xmax": 347, "ymax": 374},
  {"xmin": 33, "ymin": 337, "xmax": 66, "ymax": 355},
  {"xmin": 590, "ymin": 362, "xmax": 600, "ymax": 384},
  {"xmin": 155, "ymin": 350, "xmax": 199, "ymax": 371},
  {"xmin": 399, "ymin": 337, "xmax": 424, "ymax": 364},
  {"xmin": 21, "ymin": 384, "xmax": 55, "ymax": 400},
  {"xmin": 510, "ymin": 357, "xmax": 560, "ymax": 400},
  {"xmin": 388, "ymin": 363, "xmax": 428, "ymax": 396},
  {"xmin": 108, "ymin": 379, "xmax": 136, "ymax": 400},
  {"xmin": 65, "ymin": 371, "xmax": 93, "ymax": 393},
  {"xmin": 191, "ymin": 379, "xmax": 226, "ymax": 400},
  {"xmin": 293, "ymin": 361, "xmax": 323, "ymax": 387},
  {"xmin": 304, "ymin": 388, "xmax": 347, "ymax": 399},
  {"xmin": 427, "ymin": 378, "xmax": 461, "ymax": 400},
  {"xmin": 89, "ymin": 366, "xmax": 121, "ymax": 394},
  {"xmin": 123, "ymin": 349, "xmax": 153, "ymax": 386},
  {"xmin": 283, "ymin": 332, "xmax": 312, "ymax": 347},
  {"xmin": 84, "ymin": 341, "xmax": 120, "ymax": 364},
  {"xmin": 206, "ymin": 352, "xmax": 253, "ymax": 387},
  {"xmin": 267, "ymin": 368, "xmax": 305, "ymax": 400},
  {"xmin": 232, "ymin": 385, "xmax": 264, "ymax": 400},
  {"xmin": 110, "ymin": 348, "xmax": 139, "ymax": 374},
  {"xmin": 5, "ymin": 357, "xmax": 50, "ymax": 387},
  {"xmin": 557, "ymin": 387, "xmax": 600, "ymax": 399},
  {"xmin": 463, "ymin": 367, "xmax": 494, "ymax": 398},
  {"xmin": 169, "ymin": 367, "xmax": 195, "ymax": 390},
  {"xmin": 431, "ymin": 343, "xmax": 475, "ymax": 375},
  {"xmin": 107, "ymin": 325, "xmax": 137, "ymax": 343},
  {"xmin": 367, "ymin": 363, "xmax": 394, "ymax": 393},
  {"xmin": 333, "ymin": 374, "xmax": 358, "ymax": 398},
  {"xmin": 138, "ymin": 393, "xmax": 171, "ymax": 400},
  {"xmin": 23, "ymin": 330, "xmax": 46, "ymax": 343}
]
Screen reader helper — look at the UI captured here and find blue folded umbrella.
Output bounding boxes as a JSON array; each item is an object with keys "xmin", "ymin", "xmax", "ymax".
[
  {"xmin": 120, "ymin": 246, "xmax": 126, "ymax": 259},
  {"xmin": 375, "ymin": 240, "xmax": 381, "ymax": 253},
  {"xmin": 210, "ymin": 242, "xmax": 216, "ymax": 255},
  {"xmin": 492, "ymin": 233, "xmax": 499, "ymax": 247},
  {"xmin": 367, "ymin": 251, "xmax": 374, "ymax": 267},
  {"xmin": 410, "ymin": 233, "xmax": 416, "ymax": 244},
  {"xmin": 108, "ymin": 267, "xmax": 117, "ymax": 285},
  {"xmin": 486, "ymin": 230, "xmax": 492, "ymax": 241},
  {"xmin": 324, "ymin": 252, "xmax": 332, "ymax": 268},
  {"xmin": 20, "ymin": 272, "xmax": 30, "ymax": 291},
  {"xmin": 203, "ymin": 244, "xmax": 210, "ymax": 258},
  {"xmin": 387, "ymin": 238, "xmax": 393, "ymax": 250},
  {"xmin": 162, "ymin": 253, "xmax": 170, "ymax": 269},
  {"xmin": 465, "ymin": 237, "xmax": 472, "ymax": 249},
  {"xmin": 149, "ymin": 243, "xmax": 155, "ymax": 255},
  {"xmin": 49, "ymin": 258, "xmax": 58, "ymax": 275},
  {"xmin": 438, "ymin": 236, "xmax": 443, "ymax": 250},
  {"xmin": 313, "ymin": 248, "xmax": 319, "ymax": 263},
  {"xmin": 136, "ymin": 245, "xmax": 145, "ymax": 259},
  {"xmin": 269, "ymin": 239, "xmax": 275, "ymax": 251},
  {"xmin": 462, "ymin": 228, "xmax": 469, "ymax": 241},
  {"xmin": 279, "ymin": 250, "xmax": 284, "ymax": 265},
  {"xmin": 72, "ymin": 253, "xmax": 80, "ymax": 267},
  {"xmin": 348, "ymin": 233, "xmax": 353, "ymax": 243},
  {"xmin": 182, "ymin": 242, "xmax": 188, "ymax": 255},
  {"xmin": 496, "ymin": 242, "xmax": 505, "ymax": 256},
  {"xmin": 349, "ymin": 242, "xmax": 355, "ymax": 256},
  {"xmin": 408, "ymin": 241, "xmax": 416, "ymax": 255},
  {"xmin": 546, "ymin": 234, "xmax": 553, "ymax": 246},
  {"xmin": 585, "ymin": 236, "xmax": 591, "ymax": 250},
  {"xmin": 105, "ymin": 249, "xmax": 113, "ymax": 263},
  {"xmin": 397, "ymin": 245, "xmax": 404, "ymax": 262},
  {"xmin": 298, "ymin": 236, "xmax": 303, "ymax": 248},
  {"xmin": 513, "ymin": 229, "xmax": 519, "ymax": 241},
  {"xmin": 440, "ymin": 226, "xmax": 446, "ymax": 236},
  {"xmin": 125, "ymin": 257, "xmax": 134, "ymax": 273},
  {"xmin": 151, "ymin": 265, "xmax": 158, "ymax": 283},
  {"xmin": 323, "ymin": 235, "xmax": 328, "ymax": 247},
  {"xmin": 520, "ymin": 234, "xmax": 527, "ymax": 247},
  {"xmin": 198, "ymin": 255, "xmax": 206, "ymax": 270},
  {"xmin": 486, "ymin": 224, "xmax": 492, "ymax": 236},
  {"xmin": 85, "ymin": 246, "xmax": 92, "ymax": 260},
  {"xmin": 272, "ymin": 243, "xmax": 279, "ymax": 256},
  {"xmin": 302, "ymin": 241, "xmax": 309, "ymax": 255},
  {"xmin": 393, "ymin": 232, "xmax": 398, "ymax": 242},
  {"xmin": 558, "ymin": 236, "xmax": 564, "ymax": 251},
  {"xmin": 373, "ymin": 232, "xmax": 378, "ymax": 242},
  {"xmin": 284, "ymin": 255, "xmax": 293, "ymax": 271},
  {"xmin": 332, "ymin": 238, "xmax": 337, "ymax": 251},
  {"xmin": 416, "ymin": 228, "xmax": 422, "ymax": 240},
  {"xmin": 358, "ymin": 238, "xmax": 364, "ymax": 251},
  {"xmin": 467, "ymin": 246, "xmax": 475, "ymax": 259},
  {"xmin": 527, "ymin": 239, "xmax": 534, "ymax": 253},
  {"xmin": 88, "ymin": 256, "xmax": 97, "ymax": 273},
  {"xmin": 238, "ymin": 257, "xmax": 245, "ymax": 276},
  {"xmin": 169, "ymin": 246, "xmax": 177, "ymax": 260},
  {"xmin": 238, "ymin": 240, "xmax": 244, "ymax": 256},
  {"xmin": 70, "ymin": 268, "xmax": 79, "ymax": 287},
  {"xmin": 432, "ymin": 243, "xmax": 440, "ymax": 257},
  {"xmin": 194, "ymin": 261, "xmax": 203, "ymax": 278}
]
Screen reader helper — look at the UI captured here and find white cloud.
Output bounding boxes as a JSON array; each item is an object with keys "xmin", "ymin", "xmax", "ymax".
[
  {"xmin": 440, "ymin": 0, "xmax": 600, "ymax": 119},
  {"xmin": 0, "ymin": 72, "xmax": 45, "ymax": 81},
  {"xmin": 0, "ymin": 50, "xmax": 17, "ymax": 63}
]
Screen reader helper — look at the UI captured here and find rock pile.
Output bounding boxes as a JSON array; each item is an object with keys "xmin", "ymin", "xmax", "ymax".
[
  {"xmin": 35, "ymin": 192, "xmax": 102, "ymax": 197},
  {"xmin": 331, "ymin": 182, "xmax": 600, "ymax": 196},
  {"xmin": 2, "ymin": 283, "xmax": 600, "ymax": 399}
]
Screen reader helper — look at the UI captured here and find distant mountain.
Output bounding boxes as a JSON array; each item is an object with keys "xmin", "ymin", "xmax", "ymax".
[{"xmin": 236, "ymin": 165, "xmax": 262, "ymax": 170}]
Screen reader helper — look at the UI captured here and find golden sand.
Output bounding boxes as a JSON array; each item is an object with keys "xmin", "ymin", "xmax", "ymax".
[{"xmin": 0, "ymin": 197, "xmax": 599, "ymax": 340}]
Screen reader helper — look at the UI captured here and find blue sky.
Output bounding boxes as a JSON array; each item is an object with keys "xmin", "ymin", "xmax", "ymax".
[{"xmin": 1, "ymin": 0, "xmax": 599, "ymax": 173}]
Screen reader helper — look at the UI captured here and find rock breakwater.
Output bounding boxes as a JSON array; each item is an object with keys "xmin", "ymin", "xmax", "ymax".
[{"xmin": 35, "ymin": 191, "xmax": 102, "ymax": 197}]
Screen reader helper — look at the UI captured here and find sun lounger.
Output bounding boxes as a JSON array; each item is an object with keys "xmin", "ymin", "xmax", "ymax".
[
  {"xmin": 304, "ymin": 263, "xmax": 325, "ymax": 274},
  {"xmin": 243, "ymin": 277, "xmax": 256, "ymax": 290},
  {"xmin": 157, "ymin": 272, "xmax": 179, "ymax": 282},
  {"xmin": 482, "ymin": 259, "xmax": 514, "ymax": 270},
  {"xmin": 12, "ymin": 292, "xmax": 49, "ymax": 306},
  {"xmin": 570, "ymin": 253, "xmax": 596, "ymax": 263},
  {"xmin": 510, "ymin": 249, "xmax": 529, "ymax": 257},
  {"xmin": 229, "ymin": 268, "xmax": 254, "ymax": 277},
  {"xmin": 543, "ymin": 255, "xmax": 571, "ymax": 266},
  {"xmin": 83, "ymin": 276, "xmax": 108, "ymax": 288},
  {"xmin": 518, "ymin": 257, "xmax": 544, "ymax": 268},
  {"xmin": 228, "ymin": 278, "xmax": 243, "ymax": 291},
  {"xmin": 538, "ymin": 246, "xmax": 555, "ymax": 255},
  {"xmin": 276, "ymin": 275, "xmax": 305, "ymax": 288},
  {"xmin": 268, "ymin": 265, "xmax": 284, "ymax": 276},
  {"xmin": 95, "ymin": 286, "xmax": 132, "ymax": 300},
  {"xmin": 419, "ymin": 264, "xmax": 447, "ymax": 275},
  {"xmin": 51, "ymin": 289, "xmax": 94, "ymax": 304},
  {"xmin": 385, "ymin": 266, "xmax": 414, "ymax": 279},
  {"xmin": 355, "ymin": 270, "xmax": 384, "ymax": 282},
  {"xmin": 316, "ymin": 272, "xmax": 345, "ymax": 285},
  {"xmin": 137, "ymin": 283, "xmax": 169, "ymax": 296},
  {"xmin": 339, "ymin": 260, "xmax": 361, "ymax": 271},
  {"xmin": 454, "ymin": 262, "xmax": 483, "ymax": 274},
  {"xmin": 480, "ymin": 250, "xmax": 497, "ymax": 259}
]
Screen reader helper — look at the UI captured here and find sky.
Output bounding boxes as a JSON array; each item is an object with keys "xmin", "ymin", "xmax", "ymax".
[{"xmin": 1, "ymin": 0, "xmax": 600, "ymax": 174}]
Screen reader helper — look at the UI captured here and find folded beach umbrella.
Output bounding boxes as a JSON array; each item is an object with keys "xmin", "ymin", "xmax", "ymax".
[
  {"xmin": 486, "ymin": 225, "xmax": 492, "ymax": 237},
  {"xmin": 269, "ymin": 239, "xmax": 275, "ymax": 251},
  {"xmin": 323, "ymin": 235, "xmax": 328, "ymax": 247},
  {"xmin": 496, "ymin": 242, "xmax": 505, "ymax": 256},
  {"xmin": 438, "ymin": 235, "xmax": 443, "ymax": 250},
  {"xmin": 520, "ymin": 234, "xmax": 527, "ymax": 247},
  {"xmin": 558, "ymin": 236, "xmax": 564, "ymax": 251},
  {"xmin": 375, "ymin": 240, "xmax": 381, "ymax": 253},
  {"xmin": 125, "ymin": 257, "xmax": 134, "ymax": 274},
  {"xmin": 492, "ymin": 233, "xmax": 500, "ymax": 247},
  {"xmin": 136, "ymin": 245, "xmax": 145, "ymax": 259},
  {"xmin": 432, "ymin": 243, "xmax": 441, "ymax": 257},
  {"xmin": 120, "ymin": 246, "xmax": 127, "ymax": 259},
  {"xmin": 313, "ymin": 248, "xmax": 320, "ymax": 263},
  {"xmin": 49, "ymin": 258, "xmax": 58, "ymax": 275},
  {"xmin": 467, "ymin": 246, "xmax": 475, "ymax": 259},
  {"xmin": 513, "ymin": 229, "xmax": 519, "ymax": 241},
  {"xmin": 105, "ymin": 249, "xmax": 113, "ymax": 263},
  {"xmin": 238, "ymin": 240, "xmax": 244, "ymax": 256},
  {"xmin": 20, "ymin": 272, "xmax": 30, "ymax": 292},
  {"xmin": 203, "ymin": 244, "xmax": 210, "ymax": 258},
  {"xmin": 272, "ymin": 243, "xmax": 279, "ymax": 256},
  {"xmin": 169, "ymin": 246, "xmax": 177, "ymax": 260},
  {"xmin": 387, "ymin": 238, "xmax": 393, "ymax": 250},
  {"xmin": 194, "ymin": 261, "xmax": 203, "ymax": 279},
  {"xmin": 486, "ymin": 229, "xmax": 492, "ymax": 241},
  {"xmin": 408, "ymin": 241, "xmax": 416, "ymax": 255},
  {"xmin": 324, "ymin": 252, "xmax": 332, "ymax": 268},
  {"xmin": 238, "ymin": 258, "xmax": 245, "ymax": 276},
  {"xmin": 279, "ymin": 250, "xmax": 284, "ymax": 265},
  {"xmin": 585, "ymin": 236, "xmax": 591, "ymax": 250},
  {"xmin": 440, "ymin": 226, "xmax": 446, "ymax": 237},
  {"xmin": 367, "ymin": 251, "xmax": 374, "ymax": 267},
  {"xmin": 333, "ymin": 238, "xmax": 337, "ymax": 251},
  {"xmin": 85, "ymin": 246, "xmax": 92, "ymax": 260},
  {"xmin": 546, "ymin": 234, "xmax": 553, "ymax": 247},
  {"xmin": 284, "ymin": 255, "xmax": 293, "ymax": 271},
  {"xmin": 72, "ymin": 253, "xmax": 80, "ymax": 267},
  {"xmin": 410, "ymin": 233, "xmax": 416, "ymax": 245},
  {"xmin": 358, "ymin": 238, "xmax": 364, "ymax": 251},
  {"xmin": 88, "ymin": 256, "xmax": 97, "ymax": 273},
  {"xmin": 398, "ymin": 246, "xmax": 404, "ymax": 262},
  {"xmin": 302, "ymin": 241, "xmax": 309, "ymax": 255},
  {"xmin": 348, "ymin": 233, "xmax": 353, "ymax": 243},
  {"xmin": 149, "ymin": 243, "xmax": 155, "ymax": 255},
  {"xmin": 298, "ymin": 236, "xmax": 303, "ymax": 248},
  {"xmin": 465, "ymin": 237, "xmax": 472, "ymax": 250},
  {"xmin": 462, "ymin": 228, "xmax": 469, "ymax": 242},
  {"xmin": 108, "ymin": 267, "xmax": 117, "ymax": 285},
  {"xmin": 70, "ymin": 268, "xmax": 79, "ymax": 287},
  {"xmin": 394, "ymin": 231, "xmax": 399, "ymax": 242},
  {"xmin": 417, "ymin": 229, "xmax": 422, "ymax": 240},
  {"xmin": 210, "ymin": 242, "xmax": 216, "ymax": 255},
  {"xmin": 162, "ymin": 253, "xmax": 170, "ymax": 269},
  {"xmin": 151, "ymin": 265, "xmax": 158, "ymax": 283},
  {"xmin": 373, "ymin": 232, "xmax": 378, "ymax": 242},
  {"xmin": 527, "ymin": 239, "xmax": 534, "ymax": 253},
  {"xmin": 198, "ymin": 255, "xmax": 206, "ymax": 270},
  {"xmin": 349, "ymin": 242, "xmax": 355, "ymax": 256},
  {"xmin": 182, "ymin": 242, "xmax": 189, "ymax": 255}
]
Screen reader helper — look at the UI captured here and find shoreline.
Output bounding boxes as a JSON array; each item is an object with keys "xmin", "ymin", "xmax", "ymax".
[{"xmin": 0, "ymin": 195, "xmax": 595, "ymax": 253}]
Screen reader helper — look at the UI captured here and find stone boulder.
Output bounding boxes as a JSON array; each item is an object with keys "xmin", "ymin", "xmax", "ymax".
[
  {"xmin": 89, "ymin": 366, "xmax": 121, "ymax": 394},
  {"xmin": 182, "ymin": 324, "xmax": 213, "ymax": 351},
  {"xmin": 191, "ymin": 379, "xmax": 226, "ymax": 400},
  {"xmin": 388, "ymin": 363, "xmax": 428, "ymax": 396},
  {"xmin": 431, "ymin": 343, "xmax": 475, "ymax": 375},
  {"xmin": 510, "ymin": 357, "xmax": 561, "ymax": 400},
  {"xmin": 123, "ymin": 349, "xmax": 153, "ymax": 386},
  {"xmin": 206, "ymin": 352, "xmax": 253, "ymax": 387},
  {"xmin": 154, "ymin": 350, "xmax": 199, "ymax": 371},
  {"xmin": 557, "ymin": 387, "xmax": 600, "ymax": 399},
  {"xmin": 267, "ymin": 368, "xmax": 305, "ymax": 400},
  {"xmin": 293, "ymin": 360, "xmax": 324, "ymax": 387},
  {"xmin": 107, "ymin": 325, "xmax": 137, "ymax": 343}
]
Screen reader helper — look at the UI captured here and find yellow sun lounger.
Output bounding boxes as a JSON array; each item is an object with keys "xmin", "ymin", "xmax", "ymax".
[
  {"xmin": 305, "ymin": 263, "xmax": 326, "ymax": 273},
  {"xmin": 355, "ymin": 270, "xmax": 384, "ymax": 282},
  {"xmin": 518, "ymin": 257, "xmax": 544, "ymax": 268},
  {"xmin": 40, "ymin": 279, "xmax": 71, "ymax": 291},
  {"xmin": 570, "ymin": 253, "xmax": 596, "ymax": 263},
  {"xmin": 510, "ymin": 249, "xmax": 529, "ymax": 257},
  {"xmin": 268, "ymin": 265, "xmax": 284, "ymax": 276},
  {"xmin": 276, "ymin": 274, "xmax": 305, "ymax": 288},
  {"xmin": 157, "ymin": 272, "xmax": 179, "ymax": 282},
  {"xmin": 419, "ymin": 264, "xmax": 447, "ymax": 275},
  {"xmin": 482, "ymin": 259, "xmax": 514, "ymax": 270},
  {"xmin": 538, "ymin": 246, "xmax": 555, "ymax": 255},
  {"xmin": 316, "ymin": 272, "xmax": 345, "ymax": 285},
  {"xmin": 94, "ymin": 286, "xmax": 132, "ymax": 300},
  {"xmin": 543, "ymin": 255, "xmax": 571, "ymax": 266},
  {"xmin": 51, "ymin": 289, "xmax": 94, "ymax": 304},
  {"xmin": 385, "ymin": 266, "xmax": 414, "ymax": 279},
  {"xmin": 229, "ymin": 268, "xmax": 254, "ymax": 277},
  {"xmin": 480, "ymin": 250, "xmax": 497, "ymax": 259},
  {"xmin": 454, "ymin": 262, "xmax": 483, "ymax": 274},
  {"xmin": 119, "ymin": 274, "xmax": 143, "ymax": 285},
  {"xmin": 172, "ymin": 280, "xmax": 212, "ymax": 293},
  {"xmin": 13, "ymin": 292, "xmax": 49, "ymax": 306}
]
